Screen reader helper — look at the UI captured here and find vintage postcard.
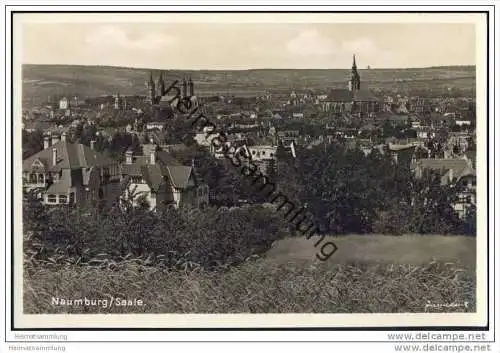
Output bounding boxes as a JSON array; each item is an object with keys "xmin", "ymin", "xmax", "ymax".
[{"xmin": 9, "ymin": 10, "xmax": 491, "ymax": 331}]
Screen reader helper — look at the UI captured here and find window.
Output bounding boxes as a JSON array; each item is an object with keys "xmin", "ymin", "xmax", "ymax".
[
  {"xmin": 47, "ymin": 194, "xmax": 57, "ymax": 203},
  {"xmin": 59, "ymin": 195, "xmax": 68, "ymax": 204},
  {"xmin": 29, "ymin": 173, "xmax": 37, "ymax": 183},
  {"xmin": 69, "ymin": 193, "xmax": 75, "ymax": 204},
  {"xmin": 131, "ymin": 176, "xmax": 144, "ymax": 183}
]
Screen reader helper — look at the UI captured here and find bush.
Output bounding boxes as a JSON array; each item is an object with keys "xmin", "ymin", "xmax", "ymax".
[{"xmin": 23, "ymin": 197, "xmax": 290, "ymax": 269}]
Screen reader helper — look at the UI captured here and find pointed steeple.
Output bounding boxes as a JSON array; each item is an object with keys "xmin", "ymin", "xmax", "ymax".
[
  {"xmin": 147, "ymin": 72, "xmax": 156, "ymax": 104},
  {"xmin": 188, "ymin": 77, "xmax": 194, "ymax": 97},
  {"xmin": 349, "ymin": 54, "xmax": 361, "ymax": 91},
  {"xmin": 158, "ymin": 72, "xmax": 165, "ymax": 96},
  {"xmin": 182, "ymin": 76, "xmax": 188, "ymax": 98}
]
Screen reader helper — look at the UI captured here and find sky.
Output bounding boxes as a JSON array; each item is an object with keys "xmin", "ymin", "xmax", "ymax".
[{"xmin": 20, "ymin": 21, "xmax": 477, "ymax": 70}]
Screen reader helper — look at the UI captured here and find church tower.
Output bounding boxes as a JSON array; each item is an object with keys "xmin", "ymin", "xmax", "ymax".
[
  {"xmin": 158, "ymin": 72, "xmax": 165, "ymax": 97},
  {"xmin": 148, "ymin": 72, "xmax": 156, "ymax": 103},
  {"xmin": 182, "ymin": 77, "xmax": 188, "ymax": 98},
  {"xmin": 188, "ymin": 77, "xmax": 194, "ymax": 97},
  {"xmin": 349, "ymin": 54, "xmax": 361, "ymax": 92}
]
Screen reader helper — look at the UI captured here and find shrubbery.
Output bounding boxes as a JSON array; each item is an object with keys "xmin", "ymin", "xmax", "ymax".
[
  {"xmin": 276, "ymin": 143, "xmax": 476, "ymax": 236},
  {"xmin": 23, "ymin": 194, "xmax": 289, "ymax": 269}
]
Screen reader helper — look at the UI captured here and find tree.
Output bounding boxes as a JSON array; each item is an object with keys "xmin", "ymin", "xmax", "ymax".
[{"xmin": 22, "ymin": 129, "xmax": 44, "ymax": 159}]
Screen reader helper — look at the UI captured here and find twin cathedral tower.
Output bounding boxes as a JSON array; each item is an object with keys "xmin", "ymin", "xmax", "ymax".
[
  {"xmin": 145, "ymin": 54, "xmax": 361, "ymax": 105},
  {"xmin": 147, "ymin": 72, "xmax": 195, "ymax": 105}
]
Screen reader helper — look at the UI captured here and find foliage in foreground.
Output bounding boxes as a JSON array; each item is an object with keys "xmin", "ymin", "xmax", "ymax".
[
  {"xmin": 24, "ymin": 260, "xmax": 475, "ymax": 314},
  {"xmin": 24, "ymin": 196, "xmax": 289, "ymax": 269}
]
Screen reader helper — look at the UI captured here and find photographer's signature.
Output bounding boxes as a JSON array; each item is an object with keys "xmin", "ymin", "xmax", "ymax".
[{"xmin": 425, "ymin": 301, "xmax": 470, "ymax": 311}]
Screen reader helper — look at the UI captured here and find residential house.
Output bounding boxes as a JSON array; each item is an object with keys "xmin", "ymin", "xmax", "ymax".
[
  {"xmin": 245, "ymin": 145, "xmax": 278, "ymax": 175},
  {"xmin": 120, "ymin": 149, "xmax": 209, "ymax": 210},
  {"xmin": 416, "ymin": 126, "xmax": 436, "ymax": 139},
  {"xmin": 455, "ymin": 119, "xmax": 472, "ymax": 127},
  {"xmin": 59, "ymin": 97, "xmax": 70, "ymax": 110},
  {"xmin": 146, "ymin": 121, "xmax": 168, "ymax": 131},
  {"xmin": 414, "ymin": 157, "xmax": 476, "ymax": 219},
  {"xmin": 276, "ymin": 130, "xmax": 299, "ymax": 145},
  {"xmin": 23, "ymin": 135, "xmax": 120, "ymax": 207}
]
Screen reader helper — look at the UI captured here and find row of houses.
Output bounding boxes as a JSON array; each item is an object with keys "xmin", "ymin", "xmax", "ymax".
[{"xmin": 22, "ymin": 134, "xmax": 209, "ymax": 211}]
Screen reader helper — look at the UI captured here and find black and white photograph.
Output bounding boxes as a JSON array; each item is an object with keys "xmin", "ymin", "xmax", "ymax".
[{"xmin": 6, "ymin": 9, "xmax": 495, "ymax": 338}]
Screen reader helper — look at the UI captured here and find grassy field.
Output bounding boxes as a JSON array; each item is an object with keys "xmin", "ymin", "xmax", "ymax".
[
  {"xmin": 24, "ymin": 235, "xmax": 476, "ymax": 314},
  {"xmin": 22, "ymin": 64, "xmax": 476, "ymax": 108},
  {"xmin": 267, "ymin": 234, "xmax": 476, "ymax": 267}
]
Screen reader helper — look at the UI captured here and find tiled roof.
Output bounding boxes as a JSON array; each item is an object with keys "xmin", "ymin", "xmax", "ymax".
[
  {"xmin": 353, "ymin": 89, "xmax": 378, "ymax": 102},
  {"xmin": 121, "ymin": 163, "xmax": 144, "ymax": 176},
  {"xmin": 120, "ymin": 151, "xmax": 194, "ymax": 190},
  {"xmin": 23, "ymin": 141, "xmax": 116, "ymax": 172},
  {"xmin": 326, "ymin": 89, "xmax": 353, "ymax": 102},
  {"xmin": 141, "ymin": 165, "xmax": 165, "ymax": 192},
  {"xmin": 416, "ymin": 158, "xmax": 475, "ymax": 179},
  {"xmin": 46, "ymin": 176, "xmax": 72, "ymax": 193},
  {"xmin": 155, "ymin": 151, "xmax": 181, "ymax": 166},
  {"xmin": 167, "ymin": 166, "xmax": 193, "ymax": 189}
]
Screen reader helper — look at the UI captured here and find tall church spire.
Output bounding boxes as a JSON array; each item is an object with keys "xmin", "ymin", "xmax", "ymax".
[
  {"xmin": 349, "ymin": 54, "xmax": 361, "ymax": 91},
  {"xmin": 188, "ymin": 77, "xmax": 194, "ymax": 97},
  {"xmin": 182, "ymin": 77, "xmax": 188, "ymax": 98},
  {"xmin": 148, "ymin": 72, "xmax": 156, "ymax": 103},
  {"xmin": 158, "ymin": 72, "xmax": 165, "ymax": 96}
]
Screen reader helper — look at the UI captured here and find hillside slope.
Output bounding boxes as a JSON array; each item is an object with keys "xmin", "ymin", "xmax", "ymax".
[{"xmin": 21, "ymin": 64, "xmax": 476, "ymax": 107}]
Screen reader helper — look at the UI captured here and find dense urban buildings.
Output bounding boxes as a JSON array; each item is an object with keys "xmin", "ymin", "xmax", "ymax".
[{"xmin": 21, "ymin": 54, "xmax": 476, "ymax": 219}]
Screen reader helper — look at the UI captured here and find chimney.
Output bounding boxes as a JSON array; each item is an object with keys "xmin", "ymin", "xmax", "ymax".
[
  {"xmin": 150, "ymin": 150, "xmax": 156, "ymax": 165},
  {"xmin": 90, "ymin": 140, "xmax": 96, "ymax": 150},
  {"xmin": 52, "ymin": 148, "xmax": 57, "ymax": 166},
  {"xmin": 51, "ymin": 134, "xmax": 60, "ymax": 145},
  {"xmin": 125, "ymin": 150, "xmax": 133, "ymax": 165},
  {"xmin": 61, "ymin": 132, "xmax": 67, "ymax": 142},
  {"xmin": 43, "ymin": 136, "xmax": 50, "ymax": 149}
]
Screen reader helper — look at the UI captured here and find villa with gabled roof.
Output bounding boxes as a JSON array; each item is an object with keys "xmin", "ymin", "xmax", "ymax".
[
  {"xmin": 22, "ymin": 135, "xmax": 120, "ymax": 207},
  {"xmin": 120, "ymin": 146, "xmax": 209, "ymax": 210}
]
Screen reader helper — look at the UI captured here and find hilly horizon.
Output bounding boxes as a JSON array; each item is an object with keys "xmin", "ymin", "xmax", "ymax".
[
  {"xmin": 22, "ymin": 64, "xmax": 476, "ymax": 108},
  {"xmin": 22, "ymin": 63, "xmax": 476, "ymax": 71}
]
